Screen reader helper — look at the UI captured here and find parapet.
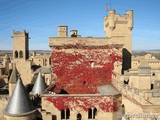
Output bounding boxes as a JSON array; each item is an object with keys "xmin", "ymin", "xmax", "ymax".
[
  {"xmin": 12, "ymin": 30, "xmax": 28, "ymax": 37},
  {"xmin": 104, "ymin": 10, "xmax": 133, "ymax": 31}
]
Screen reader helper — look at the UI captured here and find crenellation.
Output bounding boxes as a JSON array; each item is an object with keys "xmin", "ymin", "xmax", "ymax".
[{"xmin": 13, "ymin": 31, "xmax": 28, "ymax": 37}]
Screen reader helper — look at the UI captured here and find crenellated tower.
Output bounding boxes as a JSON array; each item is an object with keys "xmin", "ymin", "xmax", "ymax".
[
  {"xmin": 12, "ymin": 30, "xmax": 29, "ymax": 60},
  {"xmin": 104, "ymin": 10, "xmax": 133, "ymax": 53},
  {"xmin": 12, "ymin": 30, "xmax": 32, "ymax": 85},
  {"xmin": 104, "ymin": 10, "xmax": 133, "ymax": 72}
]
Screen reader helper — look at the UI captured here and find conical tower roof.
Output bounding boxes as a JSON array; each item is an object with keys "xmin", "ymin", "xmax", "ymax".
[
  {"xmin": 9, "ymin": 65, "xmax": 18, "ymax": 83},
  {"xmin": 31, "ymin": 72, "xmax": 47, "ymax": 95},
  {"xmin": 4, "ymin": 77, "xmax": 34, "ymax": 116}
]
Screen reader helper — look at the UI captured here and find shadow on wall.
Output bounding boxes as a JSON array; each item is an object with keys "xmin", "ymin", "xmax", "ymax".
[
  {"xmin": 122, "ymin": 48, "xmax": 131, "ymax": 74},
  {"xmin": 0, "ymin": 79, "xmax": 6, "ymax": 88}
]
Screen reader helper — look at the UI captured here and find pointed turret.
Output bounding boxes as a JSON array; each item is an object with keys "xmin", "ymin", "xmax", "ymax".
[
  {"xmin": 9, "ymin": 65, "xmax": 18, "ymax": 83},
  {"xmin": 4, "ymin": 77, "xmax": 35, "ymax": 116},
  {"xmin": 9, "ymin": 65, "xmax": 18, "ymax": 96},
  {"xmin": 31, "ymin": 72, "xmax": 47, "ymax": 95}
]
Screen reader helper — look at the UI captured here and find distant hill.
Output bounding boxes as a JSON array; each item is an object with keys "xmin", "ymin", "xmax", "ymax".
[
  {"xmin": 0, "ymin": 50, "xmax": 50, "ymax": 56},
  {"xmin": 133, "ymin": 50, "xmax": 160, "ymax": 60}
]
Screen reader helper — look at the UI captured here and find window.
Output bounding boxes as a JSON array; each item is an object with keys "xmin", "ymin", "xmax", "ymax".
[
  {"xmin": 152, "ymin": 73, "xmax": 155, "ymax": 76},
  {"xmin": 19, "ymin": 51, "xmax": 23, "ymax": 58},
  {"xmin": 66, "ymin": 108, "xmax": 70, "ymax": 119},
  {"xmin": 15, "ymin": 51, "xmax": 18, "ymax": 58},
  {"xmin": 151, "ymin": 83, "xmax": 154, "ymax": 90},
  {"xmin": 61, "ymin": 108, "xmax": 70, "ymax": 120},
  {"xmin": 77, "ymin": 113, "xmax": 82, "ymax": 120},
  {"xmin": 90, "ymin": 61, "xmax": 94, "ymax": 68},
  {"xmin": 88, "ymin": 108, "xmax": 97, "ymax": 119},
  {"xmin": 61, "ymin": 109, "xmax": 65, "ymax": 119},
  {"xmin": 52, "ymin": 115, "xmax": 57, "ymax": 120},
  {"xmin": 88, "ymin": 108, "xmax": 92, "ymax": 119},
  {"xmin": 93, "ymin": 108, "xmax": 97, "ymax": 119}
]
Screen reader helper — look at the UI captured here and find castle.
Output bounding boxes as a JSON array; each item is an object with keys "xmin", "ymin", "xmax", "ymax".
[{"xmin": 1, "ymin": 9, "xmax": 160, "ymax": 120}]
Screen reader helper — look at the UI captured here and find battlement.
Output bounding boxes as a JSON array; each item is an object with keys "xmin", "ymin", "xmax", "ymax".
[
  {"xmin": 49, "ymin": 36, "xmax": 125, "ymax": 47},
  {"xmin": 104, "ymin": 10, "xmax": 133, "ymax": 32},
  {"xmin": 13, "ymin": 30, "xmax": 28, "ymax": 37}
]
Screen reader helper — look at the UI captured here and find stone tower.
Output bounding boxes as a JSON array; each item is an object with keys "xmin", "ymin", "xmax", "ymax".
[
  {"xmin": 12, "ymin": 31, "xmax": 32, "ymax": 85},
  {"xmin": 104, "ymin": 10, "xmax": 133, "ymax": 72},
  {"xmin": 104, "ymin": 10, "xmax": 133, "ymax": 53},
  {"xmin": 58, "ymin": 25, "xmax": 68, "ymax": 37},
  {"xmin": 12, "ymin": 30, "xmax": 29, "ymax": 60}
]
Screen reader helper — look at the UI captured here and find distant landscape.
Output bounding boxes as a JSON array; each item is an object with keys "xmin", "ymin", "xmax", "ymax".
[
  {"xmin": 132, "ymin": 50, "xmax": 160, "ymax": 59},
  {"xmin": 1, "ymin": 49, "xmax": 160, "ymax": 59},
  {"xmin": 0, "ymin": 50, "xmax": 50, "ymax": 56}
]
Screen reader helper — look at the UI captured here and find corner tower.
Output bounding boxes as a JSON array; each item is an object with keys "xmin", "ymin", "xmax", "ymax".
[
  {"xmin": 104, "ymin": 10, "xmax": 133, "ymax": 53},
  {"xmin": 104, "ymin": 10, "xmax": 133, "ymax": 72},
  {"xmin": 12, "ymin": 30, "xmax": 29, "ymax": 60}
]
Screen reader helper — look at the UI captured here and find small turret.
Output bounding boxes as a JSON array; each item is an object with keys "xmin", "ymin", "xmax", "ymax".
[
  {"xmin": 108, "ymin": 10, "xmax": 115, "ymax": 31},
  {"xmin": 9, "ymin": 65, "xmax": 18, "ymax": 96},
  {"xmin": 4, "ymin": 77, "xmax": 36, "ymax": 119},
  {"xmin": 126, "ymin": 10, "xmax": 133, "ymax": 30},
  {"xmin": 70, "ymin": 30, "xmax": 78, "ymax": 37},
  {"xmin": 30, "ymin": 72, "xmax": 47, "ymax": 95},
  {"xmin": 58, "ymin": 25, "xmax": 68, "ymax": 37}
]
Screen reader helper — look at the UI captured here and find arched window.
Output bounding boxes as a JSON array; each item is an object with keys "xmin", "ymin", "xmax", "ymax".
[
  {"xmin": 66, "ymin": 108, "xmax": 70, "ymax": 119},
  {"xmin": 77, "ymin": 113, "xmax": 82, "ymax": 120},
  {"xmin": 15, "ymin": 51, "xmax": 18, "ymax": 58},
  {"xmin": 61, "ymin": 109, "xmax": 65, "ymax": 119},
  {"xmin": 93, "ymin": 108, "xmax": 97, "ymax": 119},
  {"xmin": 88, "ymin": 108, "xmax": 92, "ymax": 119},
  {"xmin": 88, "ymin": 108, "xmax": 97, "ymax": 119},
  {"xmin": 61, "ymin": 108, "xmax": 70, "ymax": 119},
  {"xmin": 52, "ymin": 115, "xmax": 57, "ymax": 120},
  {"xmin": 19, "ymin": 51, "xmax": 23, "ymax": 58}
]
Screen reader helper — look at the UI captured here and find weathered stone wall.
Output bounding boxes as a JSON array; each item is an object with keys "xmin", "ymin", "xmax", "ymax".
[
  {"xmin": 0, "ymin": 95, "xmax": 9, "ymax": 119},
  {"xmin": 42, "ymin": 95, "xmax": 121, "ymax": 120}
]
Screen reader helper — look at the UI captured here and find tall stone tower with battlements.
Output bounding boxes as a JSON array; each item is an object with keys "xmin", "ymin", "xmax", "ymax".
[
  {"xmin": 12, "ymin": 31, "xmax": 32, "ymax": 85},
  {"xmin": 13, "ymin": 30, "xmax": 29, "ymax": 60},
  {"xmin": 104, "ymin": 10, "xmax": 133, "ymax": 72}
]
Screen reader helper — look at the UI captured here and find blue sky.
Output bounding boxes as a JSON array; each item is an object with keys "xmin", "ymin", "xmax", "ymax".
[{"xmin": 0, "ymin": 0, "xmax": 160, "ymax": 50}]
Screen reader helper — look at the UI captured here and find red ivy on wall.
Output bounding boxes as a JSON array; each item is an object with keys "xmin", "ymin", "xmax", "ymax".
[
  {"xmin": 46, "ymin": 96, "xmax": 117, "ymax": 112},
  {"xmin": 50, "ymin": 46, "xmax": 121, "ymax": 94}
]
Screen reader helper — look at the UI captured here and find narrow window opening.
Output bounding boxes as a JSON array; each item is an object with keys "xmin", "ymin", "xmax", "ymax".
[
  {"xmin": 66, "ymin": 108, "xmax": 70, "ymax": 119},
  {"xmin": 15, "ymin": 51, "xmax": 18, "ymax": 58},
  {"xmin": 19, "ymin": 51, "xmax": 23, "ymax": 58},
  {"xmin": 93, "ymin": 108, "xmax": 97, "ymax": 119},
  {"xmin": 77, "ymin": 113, "xmax": 82, "ymax": 120},
  {"xmin": 88, "ymin": 108, "xmax": 92, "ymax": 119},
  {"xmin": 61, "ymin": 109, "xmax": 65, "ymax": 119}
]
